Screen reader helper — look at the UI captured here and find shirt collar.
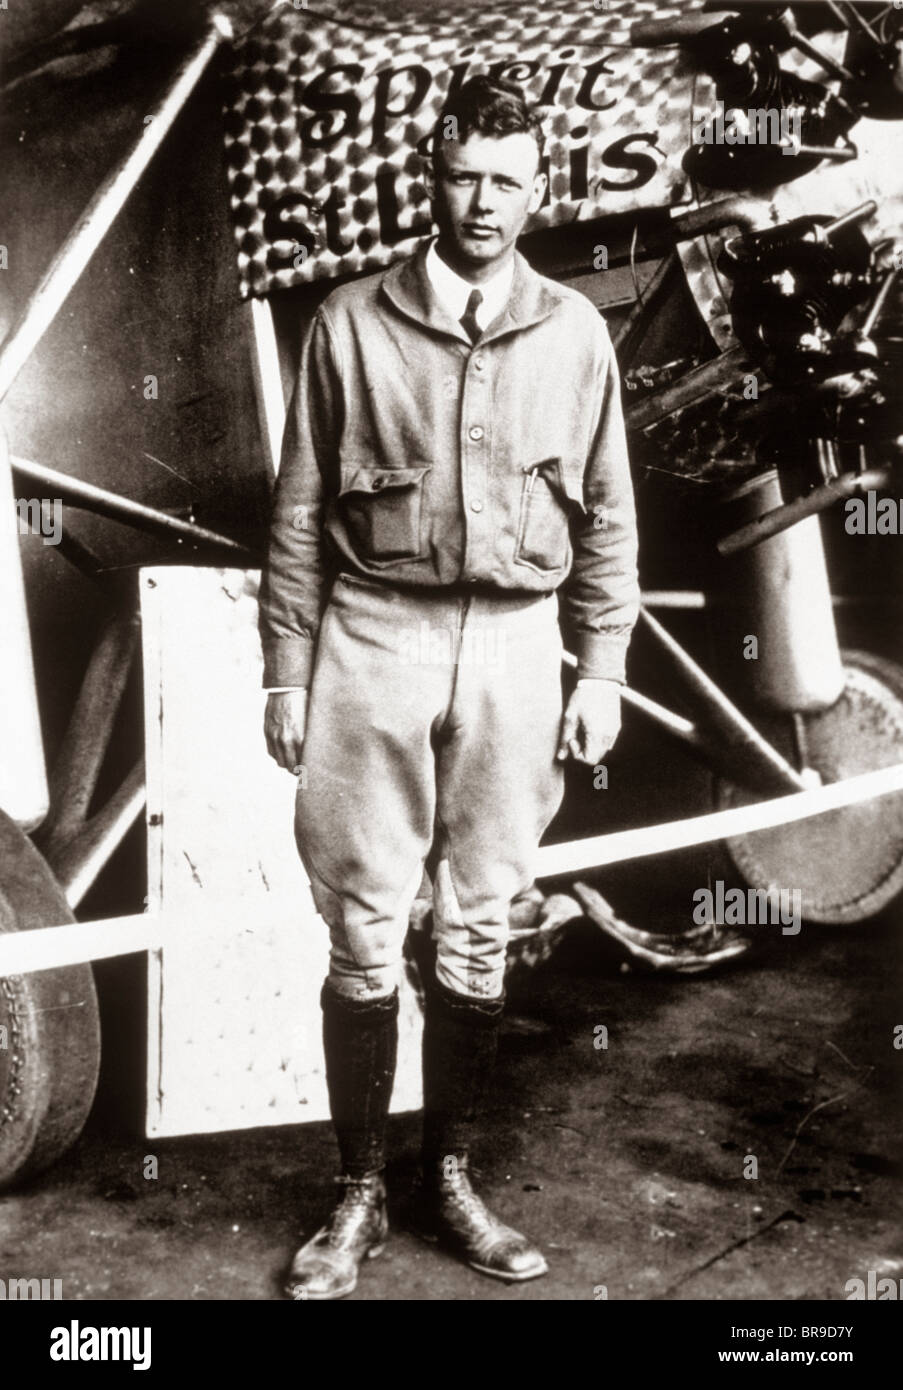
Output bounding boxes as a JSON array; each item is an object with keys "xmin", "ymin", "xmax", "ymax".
[
  {"xmin": 380, "ymin": 238, "xmax": 565, "ymax": 347},
  {"xmin": 424, "ymin": 238, "xmax": 515, "ymax": 332}
]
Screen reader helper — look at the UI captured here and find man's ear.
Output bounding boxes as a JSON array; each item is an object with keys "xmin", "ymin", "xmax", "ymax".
[{"xmin": 527, "ymin": 170, "xmax": 547, "ymax": 216}]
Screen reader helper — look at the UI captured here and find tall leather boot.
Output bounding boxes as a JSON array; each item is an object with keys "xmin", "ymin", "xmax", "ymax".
[
  {"xmin": 285, "ymin": 982, "xmax": 398, "ymax": 1300},
  {"xmin": 420, "ymin": 972, "xmax": 548, "ymax": 1282}
]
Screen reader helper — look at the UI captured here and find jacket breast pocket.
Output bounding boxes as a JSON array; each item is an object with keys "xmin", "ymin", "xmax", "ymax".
[
  {"xmin": 514, "ymin": 459, "xmax": 586, "ymax": 574},
  {"xmin": 338, "ymin": 465, "xmax": 431, "ymax": 565}
]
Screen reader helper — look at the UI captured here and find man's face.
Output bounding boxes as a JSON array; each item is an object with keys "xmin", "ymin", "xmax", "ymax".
[{"xmin": 428, "ymin": 130, "xmax": 547, "ymax": 273}]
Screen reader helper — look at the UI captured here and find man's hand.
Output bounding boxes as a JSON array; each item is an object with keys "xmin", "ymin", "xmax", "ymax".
[
  {"xmin": 264, "ymin": 689, "xmax": 308, "ymax": 773},
  {"xmin": 556, "ymin": 680, "xmax": 622, "ymax": 765}
]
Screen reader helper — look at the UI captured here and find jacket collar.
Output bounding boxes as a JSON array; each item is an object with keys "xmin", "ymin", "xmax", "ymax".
[
  {"xmin": 380, "ymin": 237, "xmax": 566, "ymax": 347},
  {"xmin": 424, "ymin": 239, "xmax": 514, "ymax": 332}
]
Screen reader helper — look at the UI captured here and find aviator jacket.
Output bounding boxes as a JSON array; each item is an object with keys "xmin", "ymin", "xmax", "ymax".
[{"xmin": 258, "ymin": 238, "xmax": 640, "ymax": 687}]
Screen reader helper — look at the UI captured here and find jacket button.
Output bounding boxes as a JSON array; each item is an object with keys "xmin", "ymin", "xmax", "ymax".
[
  {"xmin": 473, "ymin": 356, "xmax": 484, "ymax": 370},
  {"xmin": 468, "ymin": 425, "xmax": 484, "ymax": 441},
  {"xmin": 470, "ymin": 499, "xmax": 483, "ymax": 513}
]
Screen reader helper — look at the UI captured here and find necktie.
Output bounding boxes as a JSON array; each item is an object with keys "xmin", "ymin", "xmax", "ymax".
[{"xmin": 459, "ymin": 288, "xmax": 483, "ymax": 344}]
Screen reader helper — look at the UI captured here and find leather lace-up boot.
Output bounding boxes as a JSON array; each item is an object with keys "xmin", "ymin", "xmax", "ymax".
[
  {"xmin": 285, "ymin": 983, "xmax": 398, "ymax": 1300},
  {"xmin": 421, "ymin": 1154, "xmax": 547, "ymax": 1282},
  {"xmin": 419, "ymin": 972, "xmax": 548, "ymax": 1283},
  {"xmin": 286, "ymin": 1172, "xmax": 388, "ymax": 1300}
]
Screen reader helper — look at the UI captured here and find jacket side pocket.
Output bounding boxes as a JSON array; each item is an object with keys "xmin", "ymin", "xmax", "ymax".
[{"xmin": 338, "ymin": 465, "xmax": 431, "ymax": 565}]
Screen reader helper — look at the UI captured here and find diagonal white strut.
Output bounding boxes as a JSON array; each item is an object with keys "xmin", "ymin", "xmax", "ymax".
[
  {"xmin": 3, "ymin": 761, "xmax": 903, "ymax": 978},
  {"xmin": 536, "ymin": 761, "xmax": 903, "ymax": 878},
  {"xmin": 0, "ymin": 13, "xmax": 233, "ymax": 404}
]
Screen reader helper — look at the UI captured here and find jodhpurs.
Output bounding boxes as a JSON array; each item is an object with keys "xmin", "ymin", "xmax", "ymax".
[{"xmin": 295, "ymin": 573, "xmax": 565, "ymax": 1002}]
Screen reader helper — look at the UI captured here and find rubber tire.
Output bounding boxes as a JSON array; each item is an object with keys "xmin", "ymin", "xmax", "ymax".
[
  {"xmin": 0, "ymin": 810, "xmax": 101, "ymax": 1190},
  {"xmin": 718, "ymin": 651, "xmax": 903, "ymax": 925}
]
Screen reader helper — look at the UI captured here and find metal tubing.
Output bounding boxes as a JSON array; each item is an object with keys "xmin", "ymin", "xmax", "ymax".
[
  {"xmin": 816, "ymin": 437, "xmax": 840, "ymax": 484},
  {"xmin": 825, "ymin": 0, "xmax": 855, "ymax": 30},
  {"xmin": 4, "ymin": 761, "xmax": 903, "ymax": 976},
  {"xmin": 789, "ymin": 29, "xmax": 856, "ymax": 82},
  {"xmin": 561, "ymin": 649, "xmax": 702, "ymax": 747},
  {"xmin": 796, "ymin": 143, "xmax": 857, "ymax": 161},
  {"xmin": 832, "ymin": 1, "xmax": 882, "ymax": 46},
  {"xmin": 54, "ymin": 526, "xmax": 106, "ymax": 582},
  {"xmin": 11, "ymin": 454, "xmax": 253, "ymax": 557},
  {"xmin": 626, "ymin": 347, "xmax": 748, "ymax": 430},
  {"xmin": 563, "ymin": 648, "xmax": 810, "ymax": 786},
  {"xmin": 0, "ymin": 13, "xmax": 233, "ymax": 404},
  {"xmin": 670, "ymin": 197, "xmax": 770, "ymax": 242},
  {"xmin": 612, "ymin": 254, "xmax": 675, "ymax": 356},
  {"xmin": 641, "ymin": 591, "xmax": 708, "ymax": 609},
  {"xmin": 0, "ymin": 431, "xmax": 49, "ymax": 830},
  {"xmin": 0, "ymin": 910, "xmax": 160, "ymax": 977},
  {"xmin": 629, "ymin": 12, "xmax": 734, "ymax": 45},
  {"xmin": 640, "ymin": 590, "xmax": 902, "ymax": 610},
  {"xmin": 718, "ymin": 466, "xmax": 892, "ymax": 554},
  {"xmin": 619, "ymin": 686, "xmax": 775, "ymax": 784},
  {"xmin": 639, "ymin": 608, "xmax": 808, "ymax": 792},
  {"xmin": 861, "ymin": 266, "xmax": 900, "ymax": 336},
  {"xmin": 54, "ymin": 760, "xmax": 147, "ymax": 909},
  {"xmin": 620, "ymin": 686, "xmax": 704, "ymax": 746},
  {"xmin": 536, "ymin": 760, "xmax": 903, "ymax": 879},
  {"xmin": 36, "ymin": 610, "xmax": 139, "ymax": 858},
  {"xmin": 825, "ymin": 200, "xmax": 878, "ymax": 237}
]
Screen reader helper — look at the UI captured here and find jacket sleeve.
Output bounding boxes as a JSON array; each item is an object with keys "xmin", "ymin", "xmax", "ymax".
[
  {"xmin": 257, "ymin": 308, "xmax": 342, "ymax": 688},
  {"xmin": 563, "ymin": 317, "xmax": 640, "ymax": 684}
]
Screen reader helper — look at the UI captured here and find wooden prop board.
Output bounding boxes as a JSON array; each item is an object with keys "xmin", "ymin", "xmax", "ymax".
[{"xmin": 140, "ymin": 565, "xmax": 423, "ymax": 1138}]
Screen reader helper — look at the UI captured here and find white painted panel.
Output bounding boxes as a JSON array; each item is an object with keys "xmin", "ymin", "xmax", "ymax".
[{"xmin": 140, "ymin": 565, "xmax": 423, "ymax": 1138}]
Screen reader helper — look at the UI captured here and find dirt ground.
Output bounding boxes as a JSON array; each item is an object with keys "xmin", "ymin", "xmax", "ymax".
[
  {"xmin": 2, "ymin": 893, "xmax": 900, "ymax": 1302},
  {"xmin": 4, "ymin": 589, "xmax": 901, "ymax": 1303}
]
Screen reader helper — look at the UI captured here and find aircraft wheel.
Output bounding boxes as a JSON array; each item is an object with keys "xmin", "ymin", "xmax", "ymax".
[
  {"xmin": 0, "ymin": 811, "xmax": 100, "ymax": 1190},
  {"xmin": 717, "ymin": 651, "xmax": 903, "ymax": 924}
]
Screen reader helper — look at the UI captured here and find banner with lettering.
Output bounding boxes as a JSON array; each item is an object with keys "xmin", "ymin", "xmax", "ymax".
[{"xmin": 221, "ymin": 0, "xmax": 699, "ymax": 297}]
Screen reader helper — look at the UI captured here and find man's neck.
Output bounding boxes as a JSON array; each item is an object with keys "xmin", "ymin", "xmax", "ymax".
[{"xmin": 433, "ymin": 236, "xmax": 514, "ymax": 286}]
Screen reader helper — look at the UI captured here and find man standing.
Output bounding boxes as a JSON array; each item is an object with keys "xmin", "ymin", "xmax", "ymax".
[{"xmin": 260, "ymin": 75, "xmax": 639, "ymax": 1299}]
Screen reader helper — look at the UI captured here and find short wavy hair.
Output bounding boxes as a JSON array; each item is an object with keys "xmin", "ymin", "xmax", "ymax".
[{"xmin": 431, "ymin": 75, "xmax": 545, "ymax": 169}]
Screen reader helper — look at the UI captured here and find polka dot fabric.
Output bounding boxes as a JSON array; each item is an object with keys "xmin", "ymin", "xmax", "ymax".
[{"xmin": 222, "ymin": 0, "xmax": 701, "ymax": 297}]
